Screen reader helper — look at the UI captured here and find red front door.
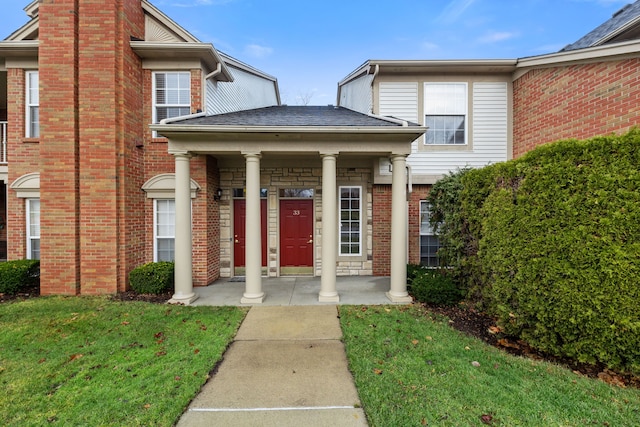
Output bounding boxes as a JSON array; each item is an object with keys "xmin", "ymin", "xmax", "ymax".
[
  {"xmin": 234, "ymin": 199, "xmax": 267, "ymax": 272},
  {"xmin": 280, "ymin": 199, "xmax": 313, "ymax": 272}
]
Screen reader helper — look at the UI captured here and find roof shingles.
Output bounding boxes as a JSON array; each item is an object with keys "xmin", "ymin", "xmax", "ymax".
[{"xmin": 170, "ymin": 106, "xmax": 408, "ymax": 127}]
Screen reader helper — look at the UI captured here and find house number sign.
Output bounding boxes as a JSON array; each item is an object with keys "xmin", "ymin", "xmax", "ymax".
[{"xmin": 292, "ymin": 210, "xmax": 301, "ymax": 216}]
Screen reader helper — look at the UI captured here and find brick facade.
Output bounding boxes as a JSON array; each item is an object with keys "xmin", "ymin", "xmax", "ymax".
[
  {"xmin": 513, "ymin": 58, "xmax": 640, "ymax": 157},
  {"xmin": 6, "ymin": 1, "xmax": 220, "ymax": 293}
]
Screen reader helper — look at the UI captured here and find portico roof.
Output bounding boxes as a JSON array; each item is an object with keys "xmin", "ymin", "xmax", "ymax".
[{"xmin": 151, "ymin": 106, "xmax": 427, "ymax": 157}]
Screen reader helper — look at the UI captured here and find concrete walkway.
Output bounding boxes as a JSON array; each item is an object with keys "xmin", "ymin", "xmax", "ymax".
[{"xmin": 176, "ymin": 305, "xmax": 368, "ymax": 426}]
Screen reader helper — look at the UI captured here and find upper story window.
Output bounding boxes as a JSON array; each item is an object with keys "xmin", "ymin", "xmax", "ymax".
[
  {"xmin": 26, "ymin": 71, "xmax": 39, "ymax": 138},
  {"xmin": 424, "ymin": 83, "xmax": 467, "ymax": 145},
  {"xmin": 153, "ymin": 72, "xmax": 191, "ymax": 123}
]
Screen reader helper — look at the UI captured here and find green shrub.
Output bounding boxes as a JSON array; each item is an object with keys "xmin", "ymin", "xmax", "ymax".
[
  {"xmin": 429, "ymin": 129, "xmax": 640, "ymax": 373},
  {"xmin": 129, "ymin": 262, "xmax": 174, "ymax": 295},
  {"xmin": 0, "ymin": 259, "xmax": 40, "ymax": 295},
  {"xmin": 407, "ymin": 263, "xmax": 427, "ymax": 286},
  {"xmin": 408, "ymin": 268, "xmax": 463, "ymax": 306}
]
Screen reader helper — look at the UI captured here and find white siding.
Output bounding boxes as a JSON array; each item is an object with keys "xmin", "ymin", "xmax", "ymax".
[
  {"xmin": 378, "ymin": 82, "xmax": 418, "ymax": 123},
  {"xmin": 338, "ymin": 73, "xmax": 373, "ymax": 114},
  {"xmin": 407, "ymin": 82, "xmax": 509, "ymax": 178},
  {"xmin": 206, "ymin": 66, "xmax": 278, "ymax": 115}
]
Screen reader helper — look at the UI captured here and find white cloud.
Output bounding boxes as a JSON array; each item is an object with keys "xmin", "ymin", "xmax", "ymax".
[
  {"xmin": 477, "ymin": 31, "xmax": 518, "ymax": 44},
  {"xmin": 437, "ymin": 0, "xmax": 477, "ymax": 23},
  {"xmin": 422, "ymin": 41, "xmax": 440, "ymax": 51},
  {"xmin": 244, "ymin": 44, "xmax": 274, "ymax": 58}
]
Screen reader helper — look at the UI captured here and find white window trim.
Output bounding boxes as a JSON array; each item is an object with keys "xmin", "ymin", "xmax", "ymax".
[
  {"xmin": 420, "ymin": 200, "xmax": 440, "ymax": 267},
  {"xmin": 153, "ymin": 199, "xmax": 175, "ymax": 262},
  {"xmin": 338, "ymin": 185, "xmax": 362, "ymax": 257},
  {"xmin": 152, "ymin": 71, "xmax": 191, "ymax": 123},
  {"xmin": 25, "ymin": 70, "xmax": 39, "ymax": 138},
  {"xmin": 26, "ymin": 198, "xmax": 40, "ymax": 260},
  {"xmin": 423, "ymin": 82, "xmax": 468, "ymax": 145}
]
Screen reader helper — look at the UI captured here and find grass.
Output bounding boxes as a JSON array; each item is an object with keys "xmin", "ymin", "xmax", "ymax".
[
  {"xmin": 0, "ymin": 296, "xmax": 247, "ymax": 426},
  {"xmin": 339, "ymin": 305, "xmax": 640, "ymax": 427}
]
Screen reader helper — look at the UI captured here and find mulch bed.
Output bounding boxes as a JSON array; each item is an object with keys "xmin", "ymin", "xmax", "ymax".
[{"xmin": 421, "ymin": 301, "xmax": 640, "ymax": 389}]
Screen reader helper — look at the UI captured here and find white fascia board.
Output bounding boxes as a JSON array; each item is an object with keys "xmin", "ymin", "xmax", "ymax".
[
  {"xmin": 150, "ymin": 124, "xmax": 427, "ymax": 135},
  {"xmin": 219, "ymin": 52, "xmax": 278, "ymax": 82},
  {"xmin": 515, "ymin": 39, "xmax": 640, "ymax": 79},
  {"xmin": 130, "ymin": 41, "xmax": 234, "ymax": 82}
]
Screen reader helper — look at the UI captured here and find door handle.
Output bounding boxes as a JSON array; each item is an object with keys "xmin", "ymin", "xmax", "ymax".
[
  {"xmin": 307, "ymin": 239, "xmax": 313, "ymax": 244},
  {"xmin": 235, "ymin": 239, "xmax": 239, "ymax": 243}
]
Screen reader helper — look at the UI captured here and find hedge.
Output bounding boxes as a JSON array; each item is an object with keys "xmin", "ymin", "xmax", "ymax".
[
  {"xmin": 129, "ymin": 262, "xmax": 174, "ymax": 295},
  {"xmin": 428, "ymin": 129, "xmax": 640, "ymax": 374},
  {"xmin": 0, "ymin": 259, "xmax": 40, "ymax": 295}
]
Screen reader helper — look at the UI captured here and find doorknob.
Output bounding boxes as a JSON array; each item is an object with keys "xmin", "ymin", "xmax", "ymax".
[
  {"xmin": 235, "ymin": 239, "xmax": 239, "ymax": 243},
  {"xmin": 307, "ymin": 239, "xmax": 313, "ymax": 244}
]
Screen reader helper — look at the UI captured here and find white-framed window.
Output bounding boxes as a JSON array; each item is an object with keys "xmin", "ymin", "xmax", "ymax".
[
  {"xmin": 154, "ymin": 199, "xmax": 175, "ymax": 262},
  {"xmin": 420, "ymin": 201, "xmax": 440, "ymax": 267},
  {"xmin": 339, "ymin": 186, "xmax": 362, "ymax": 256},
  {"xmin": 26, "ymin": 198, "xmax": 40, "ymax": 260},
  {"xmin": 153, "ymin": 72, "xmax": 191, "ymax": 123},
  {"xmin": 424, "ymin": 83, "xmax": 467, "ymax": 145},
  {"xmin": 26, "ymin": 71, "xmax": 39, "ymax": 138}
]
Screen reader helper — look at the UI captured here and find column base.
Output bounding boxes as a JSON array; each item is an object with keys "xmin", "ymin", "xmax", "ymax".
[
  {"xmin": 319, "ymin": 292, "xmax": 340, "ymax": 303},
  {"xmin": 168, "ymin": 292, "xmax": 199, "ymax": 306},
  {"xmin": 386, "ymin": 291, "xmax": 413, "ymax": 303},
  {"xmin": 241, "ymin": 292, "xmax": 265, "ymax": 304}
]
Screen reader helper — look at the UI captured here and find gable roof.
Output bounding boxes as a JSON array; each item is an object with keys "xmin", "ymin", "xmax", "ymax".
[
  {"xmin": 166, "ymin": 106, "xmax": 414, "ymax": 128},
  {"xmin": 561, "ymin": 1, "xmax": 640, "ymax": 51}
]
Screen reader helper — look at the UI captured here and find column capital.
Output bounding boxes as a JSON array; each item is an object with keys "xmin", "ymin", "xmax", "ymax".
[
  {"xmin": 319, "ymin": 151, "xmax": 339, "ymax": 158},
  {"xmin": 389, "ymin": 153, "xmax": 408, "ymax": 162},
  {"xmin": 242, "ymin": 151, "xmax": 262, "ymax": 159},
  {"xmin": 168, "ymin": 149, "xmax": 193, "ymax": 159}
]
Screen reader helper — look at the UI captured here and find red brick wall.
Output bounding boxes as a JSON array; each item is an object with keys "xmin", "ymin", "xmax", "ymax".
[
  {"xmin": 7, "ymin": 69, "xmax": 39, "ymax": 260},
  {"xmin": 372, "ymin": 185, "xmax": 391, "ymax": 275},
  {"xmin": 513, "ymin": 58, "xmax": 640, "ymax": 157},
  {"xmin": 38, "ymin": 0, "xmax": 82, "ymax": 295}
]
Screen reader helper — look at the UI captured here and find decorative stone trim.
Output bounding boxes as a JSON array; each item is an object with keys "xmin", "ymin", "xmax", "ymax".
[{"xmin": 142, "ymin": 173, "xmax": 200, "ymax": 199}]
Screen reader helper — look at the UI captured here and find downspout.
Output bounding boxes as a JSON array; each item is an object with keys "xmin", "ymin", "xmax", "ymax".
[
  {"xmin": 370, "ymin": 64, "xmax": 379, "ymax": 114},
  {"xmin": 205, "ymin": 62, "xmax": 222, "ymax": 80}
]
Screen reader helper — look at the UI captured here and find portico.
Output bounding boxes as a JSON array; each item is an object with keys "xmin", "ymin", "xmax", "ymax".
[{"xmin": 151, "ymin": 106, "xmax": 426, "ymax": 305}]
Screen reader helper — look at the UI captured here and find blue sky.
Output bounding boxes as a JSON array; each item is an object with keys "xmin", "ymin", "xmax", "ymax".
[{"xmin": 2, "ymin": 0, "xmax": 632, "ymax": 105}]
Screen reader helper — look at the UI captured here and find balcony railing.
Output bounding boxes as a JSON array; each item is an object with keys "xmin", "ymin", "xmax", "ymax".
[{"xmin": 1, "ymin": 121, "xmax": 6, "ymax": 164}]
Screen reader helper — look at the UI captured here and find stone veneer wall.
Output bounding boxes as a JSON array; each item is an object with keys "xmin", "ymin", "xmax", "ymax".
[{"xmin": 219, "ymin": 165, "xmax": 373, "ymax": 277}]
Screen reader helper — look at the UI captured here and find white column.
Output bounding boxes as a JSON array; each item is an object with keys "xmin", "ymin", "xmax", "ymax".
[
  {"xmin": 241, "ymin": 152, "xmax": 265, "ymax": 304},
  {"xmin": 387, "ymin": 154, "xmax": 412, "ymax": 303},
  {"xmin": 170, "ymin": 152, "xmax": 198, "ymax": 305},
  {"xmin": 319, "ymin": 153, "xmax": 339, "ymax": 302}
]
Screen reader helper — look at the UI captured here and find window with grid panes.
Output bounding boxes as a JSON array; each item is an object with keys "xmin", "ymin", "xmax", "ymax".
[
  {"xmin": 154, "ymin": 72, "xmax": 191, "ymax": 123},
  {"xmin": 339, "ymin": 186, "xmax": 361, "ymax": 256},
  {"xmin": 154, "ymin": 199, "xmax": 175, "ymax": 262},
  {"xmin": 424, "ymin": 83, "xmax": 467, "ymax": 145},
  {"xmin": 420, "ymin": 201, "xmax": 440, "ymax": 267}
]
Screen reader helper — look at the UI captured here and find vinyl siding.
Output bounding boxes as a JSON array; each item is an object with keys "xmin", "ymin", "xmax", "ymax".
[
  {"xmin": 206, "ymin": 66, "xmax": 278, "ymax": 115},
  {"xmin": 378, "ymin": 82, "xmax": 418, "ymax": 123},
  {"xmin": 407, "ymin": 82, "xmax": 509, "ymax": 178},
  {"xmin": 338, "ymin": 73, "xmax": 373, "ymax": 114}
]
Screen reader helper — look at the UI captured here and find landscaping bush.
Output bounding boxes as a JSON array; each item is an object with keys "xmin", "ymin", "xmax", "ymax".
[
  {"xmin": 129, "ymin": 262, "xmax": 174, "ymax": 295},
  {"xmin": 0, "ymin": 259, "xmax": 40, "ymax": 295},
  {"xmin": 428, "ymin": 129, "xmax": 640, "ymax": 373},
  {"xmin": 408, "ymin": 267, "xmax": 463, "ymax": 306}
]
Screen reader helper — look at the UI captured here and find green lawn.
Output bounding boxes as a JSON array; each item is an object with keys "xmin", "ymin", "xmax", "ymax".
[
  {"xmin": 340, "ymin": 305, "xmax": 640, "ymax": 427},
  {"xmin": 0, "ymin": 297, "xmax": 246, "ymax": 426}
]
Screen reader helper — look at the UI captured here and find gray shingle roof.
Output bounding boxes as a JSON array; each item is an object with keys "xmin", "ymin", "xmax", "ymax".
[
  {"xmin": 561, "ymin": 2, "xmax": 640, "ymax": 51},
  {"xmin": 171, "ymin": 106, "xmax": 411, "ymax": 127}
]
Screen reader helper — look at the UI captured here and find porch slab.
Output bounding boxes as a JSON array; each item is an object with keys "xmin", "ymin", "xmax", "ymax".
[{"xmin": 191, "ymin": 276, "xmax": 407, "ymax": 306}]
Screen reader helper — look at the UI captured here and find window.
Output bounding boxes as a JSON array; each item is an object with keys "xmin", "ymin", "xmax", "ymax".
[
  {"xmin": 26, "ymin": 71, "xmax": 39, "ymax": 138},
  {"xmin": 424, "ymin": 83, "xmax": 467, "ymax": 145},
  {"xmin": 339, "ymin": 186, "xmax": 361, "ymax": 256},
  {"xmin": 154, "ymin": 199, "xmax": 175, "ymax": 262},
  {"xmin": 153, "ymin": 72, "xmax": 191, "ymax": 123},
  {"xmin": 26, "ymin": 198, "xmax": 40, "ymax": 260},
  {"xmin": 420, "ymin": 201, "xmax": 440, "ymax": 267}
]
